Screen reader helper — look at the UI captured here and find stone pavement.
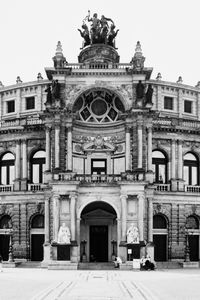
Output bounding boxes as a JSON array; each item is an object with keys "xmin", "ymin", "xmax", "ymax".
[{"xmin": 0, "ymin": 268, "xmax": 200, "ymax": 300}]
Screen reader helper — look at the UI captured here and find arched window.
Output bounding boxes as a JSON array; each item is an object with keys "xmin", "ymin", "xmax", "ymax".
[
  {"xmin": 184, "ymin": 153, "xmax": 199, "ymax": 185},
  {"xmin": 186, "ymin": 215, "xmax": 199, "ymax": 229},
  {"xmin": 153, "ymin": 214, "xmax": 167, "ymax": 229},
  {"xmin": 0, "ymin": 152, "xmax": 15, "ymax": 185},
  {"xmin": 152, "ymin": 150, "xmax": 168, "ymax": 183},
  {"xmin": 0, "ymin": 215, "xmax": 12, "ymax": 229},
  {"xmin": 31, "ymin": 214, "xmax": 44, "ymax": 228},
  {"xmin": 30, "ymin": 151, "xmax": 46, "ymax": 184}
]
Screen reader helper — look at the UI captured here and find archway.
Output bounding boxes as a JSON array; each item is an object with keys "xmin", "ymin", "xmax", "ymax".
[
  {"xmin": 186, "ymin": 215, "xmax": 199, "ymax": 261},
  {"xmin": 80, "ymin": 201, "xmax": 117, "ymax": 262},
  {"xmin": 30, "ymin": 214, "xmax": 44, "ymax": 261},
  {"xmin": 0, "ymin": 215, "xmax": 12, "ymax": 261},
  {"xmin": 153, "ymin": 214, "xmax": 168, "ymax": 261}
]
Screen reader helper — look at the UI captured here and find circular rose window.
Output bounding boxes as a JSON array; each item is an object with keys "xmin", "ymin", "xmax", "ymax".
[{"xmin": 91, "ymin": 99, "xmax": 107, "ymax": 116}]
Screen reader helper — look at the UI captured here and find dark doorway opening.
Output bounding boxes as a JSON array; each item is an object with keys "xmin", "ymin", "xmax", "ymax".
[
  {"xmin": 0, "ymin": 235, "xmax": 10, "ymax": 260},
  {"xmin": 189, "ymin": 235, "xmax": 199, "ymax": 261},
  {"xmin": 31, "ymin": 234, "xmax": 44, "ymax": 261},
  {"xmin": 90, "ymin": 225, "xmax": 108, "ymax": 262},
  {"xmin": 91, "ymin": 159, "xmax": 107, "ymax": 175},
  {"xmin": 153, "ymin": 235, "xmax": 167, "ymax": 261}
]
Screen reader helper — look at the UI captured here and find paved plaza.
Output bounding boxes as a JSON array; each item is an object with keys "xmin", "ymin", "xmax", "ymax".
[{"xmin": 0, "ymin": 268, "xmax": 200, "ymax": 300}]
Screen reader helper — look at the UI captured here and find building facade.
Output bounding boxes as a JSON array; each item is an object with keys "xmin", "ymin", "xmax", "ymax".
[{"xmin": 0, "ymin": 16, "xmax": 200, "ymax": 268}]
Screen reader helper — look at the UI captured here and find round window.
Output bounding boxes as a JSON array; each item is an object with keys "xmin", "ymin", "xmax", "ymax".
[{"xmin": 91, "ymin": 99, "xmax": 107, "ymax": 116}]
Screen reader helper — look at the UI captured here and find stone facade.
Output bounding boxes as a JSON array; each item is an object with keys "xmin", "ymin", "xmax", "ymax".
[{"xmin": 0, "ymin": 33, "xmax": 200, "ymax": 268}]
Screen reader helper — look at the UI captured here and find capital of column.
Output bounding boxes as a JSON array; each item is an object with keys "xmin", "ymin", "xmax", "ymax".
[
  {"xmin": 146, "ymin": 125, "xmax": 152, "ymax": 133},
  {"xmin": 69, "ymin": 192, "xmax": 77, "ymax": 201},
  {"xmin": 120, "ymin": 194, "xmax": 128, "ymax": 202},
  {"xmin": 137, "ymin": 193, "xmax": 145, "ymax": 201},
  {"xmin": 45, "ymin": 125, "xmax": 52, "ymax": 132}
]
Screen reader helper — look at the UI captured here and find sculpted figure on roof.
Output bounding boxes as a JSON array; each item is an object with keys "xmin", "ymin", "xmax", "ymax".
[{"xmin": 78, "ymin": 11, "xmax": 119, "ymax": 48}]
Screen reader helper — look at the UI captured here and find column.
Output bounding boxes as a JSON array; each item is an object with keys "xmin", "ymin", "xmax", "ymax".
[
  {"xmin": 178, "ymin": 140, "xmax": 183, "ymax": 180},
  {"xmin": 120, "ymin": 194, "xmax": 127, "ymax": 241},
  {"xmin": 55, "ymin": 125, "xmax": 60, "ymax": 169},
  {"xmin": 125, "ymin": 125, "xmax": 131, "ymax": 171},
  {"xmin": 171, "ymin": 139, "xmax": 176, "ymax": 179},
  {"xmin": 147, "ymin": 126, "xmax": 152, "ymax": 171},
  {"xmin": 44, "ymin": 198, "xmax": 50, "ymax": 244},
  {"xmin": 53, "ymin": 194, "xmax": 60, "ymax": 242},
  {"xmin": 148, "ymin": 198, "xmax": 153, "ymax": 242},
  {"xmin": 15, "ymin": 140, "xmax": 21, "ymax": 180},
  {"xmin": 138, "ymin": 194, "xmax": 144, "ymax": 241},
  {"xmin": 70, "ymin": 193, "xmax": 76, "ymax": 241},
  {"xmin": 67, "ymin": 126, "xmax": 72, "ymax": 171},
  {"xmin": 45, "ymin": 126, "xmax": 51, "ymax": 171},
  {"xmin": 137, "ymin": 122, "xmax": 143, "ymax": 169},
  {"xmin": 22, "ymin": 140, "xmax": 27, "ymax": 179}
]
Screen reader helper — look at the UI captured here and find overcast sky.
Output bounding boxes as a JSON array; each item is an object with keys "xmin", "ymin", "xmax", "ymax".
[{"xmin": 1, "ymin": 0, "xmax": 200, "ymax": 87}]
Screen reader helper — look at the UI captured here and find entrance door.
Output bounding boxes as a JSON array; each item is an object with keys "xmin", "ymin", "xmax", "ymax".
[
  {"xmin": 0, "ymin": 235, "xmax": 10, "ymax": 261},
  {"xmin": 90, "ymin": 225, "xmax": 108, "ymax": 262},
  {"xmin": 31, "ymin": 234, "xmax": 44, "ymax": 261},
  {"xmin": 189, "ymin": 235, "xmax": 199, "ymax": 261},
  {"xmin": 153, "ymin": 235, "xmax": 167, "ymax": 261}
]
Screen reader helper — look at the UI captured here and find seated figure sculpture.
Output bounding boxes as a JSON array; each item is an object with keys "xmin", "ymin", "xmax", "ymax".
[
  {"xmin": 127, "ymin": 223, "xmax": 139, "ymax": 244},
  {"xmin": 57, "ymin": 223, "xmax": 71, "ymax": 244}
]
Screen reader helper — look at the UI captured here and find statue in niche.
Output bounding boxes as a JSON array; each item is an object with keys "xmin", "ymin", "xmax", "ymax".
[
  {"xmin": 57, "ymin": 223, "xmax": 71, "ymax": 244},
  {"xmin": 145, "ymin": 84, "xmax": 153, "ymax": 106},
  {"xmin": 127, "ymin": 223, "xmax": 139, "ymax": 244},
  {"xmin": 52, "ymin": 80, "xmax": 60, "ymax": 100},
  {"xmin": 45, "ymin": 84, "xmax": 52, "ymax": 105},
  {"xmin": 136, "ymin": 80, "xmax": 145, "ymax": 99}
]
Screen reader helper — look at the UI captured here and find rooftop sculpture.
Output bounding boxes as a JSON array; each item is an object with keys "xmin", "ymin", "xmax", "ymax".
[{"xmin": 78, "ymin": 11, "xmax": 119, "ymax": 48}]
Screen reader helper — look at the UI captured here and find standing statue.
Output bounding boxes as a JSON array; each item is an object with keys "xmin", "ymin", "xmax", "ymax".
[
  {"xmin": 88, "ymin": 13, "xmax": 101, "ymax": 44},
  {"xmin": 78, "ymin": 23, "xmax": 90, "ymax": 47},
  {"xmin": 57, "ymin": 223, "xmax": 71, "ymax": 244},
  {"xmin": 45, "ymin": 84, "xmax": 52, "ymax": 105},
  {"xmin": 136, "ymin": 80, "xmax": 145, "ymax": 99},
  {"xmin": 127, "ymin": 224, "xmax": 139, "ymax": 244},
  {"xmin": 52, "ymin": 80, "xmax": 60, "ymax": 99},
  {"xmin": 107, "ymin": 24, "xmax": 119, "ymax": 47},
  {"xmin": 99, "ymin": 15, "xmax": 114, "ymax": 43},
  {"xmin": 145, "ymin": 84, "xmax": 153, "ymax": 105}
]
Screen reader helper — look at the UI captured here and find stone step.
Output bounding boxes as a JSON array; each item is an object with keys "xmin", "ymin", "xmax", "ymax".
[
  {"xmin": 78, "ymin": 262, "xmax": 114, "ymax": 270},
  {"xmin": 48, "ymin": 261, "xmax": 78, "ymax": 270},
  {"xmin": 156, "ymin": 261, "xmax": 183, "ymax": 269},
  {"xmin": 17, "ymin": 261, "xmax": 42, "ymax": 268}
]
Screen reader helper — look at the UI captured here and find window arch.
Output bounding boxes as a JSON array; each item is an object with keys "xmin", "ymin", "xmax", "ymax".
[
  {"xmin": 186, "ymin": 215, "xmax": 199, "ymax": 229},
  {"xmin": 152, "ymin": 150, "xmax": 168, "ymax": 183},
  {"xmin": 31, "ymin": 214, "xmax": 44, "ymax": 228},
  {"xmin": 30, "ymin": 150, "xmax": 46, "ymax": 184},
  {"xmin": 0, "ymin": 152, "xmax": 15, "ymax": 185},
  {"xmin": 184, "ymin": 152, "xmax": 199, "ymax": 185},
  {"xmin": 153, "ymin": 214, "xmax": 167, "ymax": 229},
  {"xmin": 0, "ymin": 215, "xmax": 12, "ymax": 229}
]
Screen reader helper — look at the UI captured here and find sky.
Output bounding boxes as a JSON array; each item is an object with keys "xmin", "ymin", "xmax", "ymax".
[{"xmin": 0, "ymin": 0, "xmax": 200, "ymax": 87}]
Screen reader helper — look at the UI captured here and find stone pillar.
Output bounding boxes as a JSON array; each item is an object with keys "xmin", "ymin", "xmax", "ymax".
[
  {"xmin": 147, "ymin": 126, "xmax": 152, "ymax": 171},
  {"xmin": 14, "ymin": 140, "xmax": 21, "ymax": 190},
  {"xmin": 44, "ymin": 198, "xmax": 50, "ymax": 244},
  {"xmin": 148, "ymin": 198, "xmax": 153, "ymax": 242},
  {"xmin": 171, "ymin": 139, "xmax": 176, "ymax": 179},
  {"xmin": 177, "ymin": 140, "xmax": 184, "ymax": 191},
  {"xmin": 55, "ymin": 125, "xmax": 60, "ymax": 169},
  {"xmin": 21, "ymin": 139, "xmax": 27, "ymax": 190},
  {"xmin": 125, "ymin": 125, "xmax": 131, "ymax": 171},
  {"xmin": 120, "ymin": 194, "xmax": 127, "ymax": 241},
  {"xmin": 67, "ymin": 125, "xmax": 72, "ymax": 171},
  {"xmin": 137, "ymin": 121, "xmax": 143, "ymax": 169},
  {"xmin": 53, "ymin": 194, "xmax": 60, "ymax": 242},
  {"xmin": 70, "ymin": 193, "xmax": 76, "ymax": 241},
  {"xmin": 138, "ymin": 194, "xmax": 144, "ymax": 241},
  {"xmin": 45, "ymin": 126, "xmax": 51, "ymax": 171}
]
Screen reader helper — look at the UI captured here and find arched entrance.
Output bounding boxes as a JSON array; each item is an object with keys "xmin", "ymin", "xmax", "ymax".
[
  {"xmin": 153, "ymin": 214, "xmax": 168, "ymax": 261},
  {"xmin": 0, "ymin": 215, "xmax": 12, "ymax": 261},
  {"xmin": 80, "ymin": 201, "xmax": 117, "ymax": 262},
  {"xmin": 186, "ymin": 215, "xmax": 199, "ymax": 261},
  {"xmin": 30, "ymin": 214, "xmax": 44, "ymax": 261}
]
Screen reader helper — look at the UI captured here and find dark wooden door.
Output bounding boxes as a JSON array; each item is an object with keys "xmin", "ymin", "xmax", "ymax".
[
  {"xmin": 90, "ymin": 226, "xmax": 108, "ymax": 262},
  {"xmin": 189, "ymin": 235, "xmax": 199, "ymax": 261},
  {"xmin": 153, "ymin": 235, "xmax": 167, "ymax": 261},
  {"xmin": 0, "ymin": 235, "xmax": 10, "ymax": 261},
  {"xmin": 31, "ymin": 234, "xmax": 44, "ymax": 261}
]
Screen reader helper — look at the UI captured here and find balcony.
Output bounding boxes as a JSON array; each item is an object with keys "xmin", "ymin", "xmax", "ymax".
[
  {"xmin": 54, "ymin": 172, "xmax": 145, "ymax": 183},
  {"xmin": 0, "ymin": 185, "xmax": 13, "ymax": 192},
  {"xmin": 184, "ymin": 185, "xmax": 200, "ymax": 193},
  {"xmin": 155, "ymin": 184, "xmax": 171, "ymax": 192}
]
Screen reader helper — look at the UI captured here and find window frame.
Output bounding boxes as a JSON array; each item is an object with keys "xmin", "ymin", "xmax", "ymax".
[
  {"xmin": 7, "ymin": 100, "xmax": 15, "ymax": 114},
  {"xmin": 184, "ymin": 153, "xmax": 199, "ymax": 185},
  {"xmin": 26, "ymin": 96, "xmax": 35, "ymax": 110},
  {"xmin": 184, "ymin": 100, "xmax": 192, "ymax": 114},
  {"xmin": 30, "ymin": 151, "xmax": 46, "ymax": 184},
  {"xmin": 0, "ymin": 152, "xmax": 15, "ymax": 185},
  {"xmin": 152, "ymin": 150, "xmax": 168, "ymax": 183},
  {"xmin": 164, "ymin": 96, "xmax": 173, "ymax": 110}
]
